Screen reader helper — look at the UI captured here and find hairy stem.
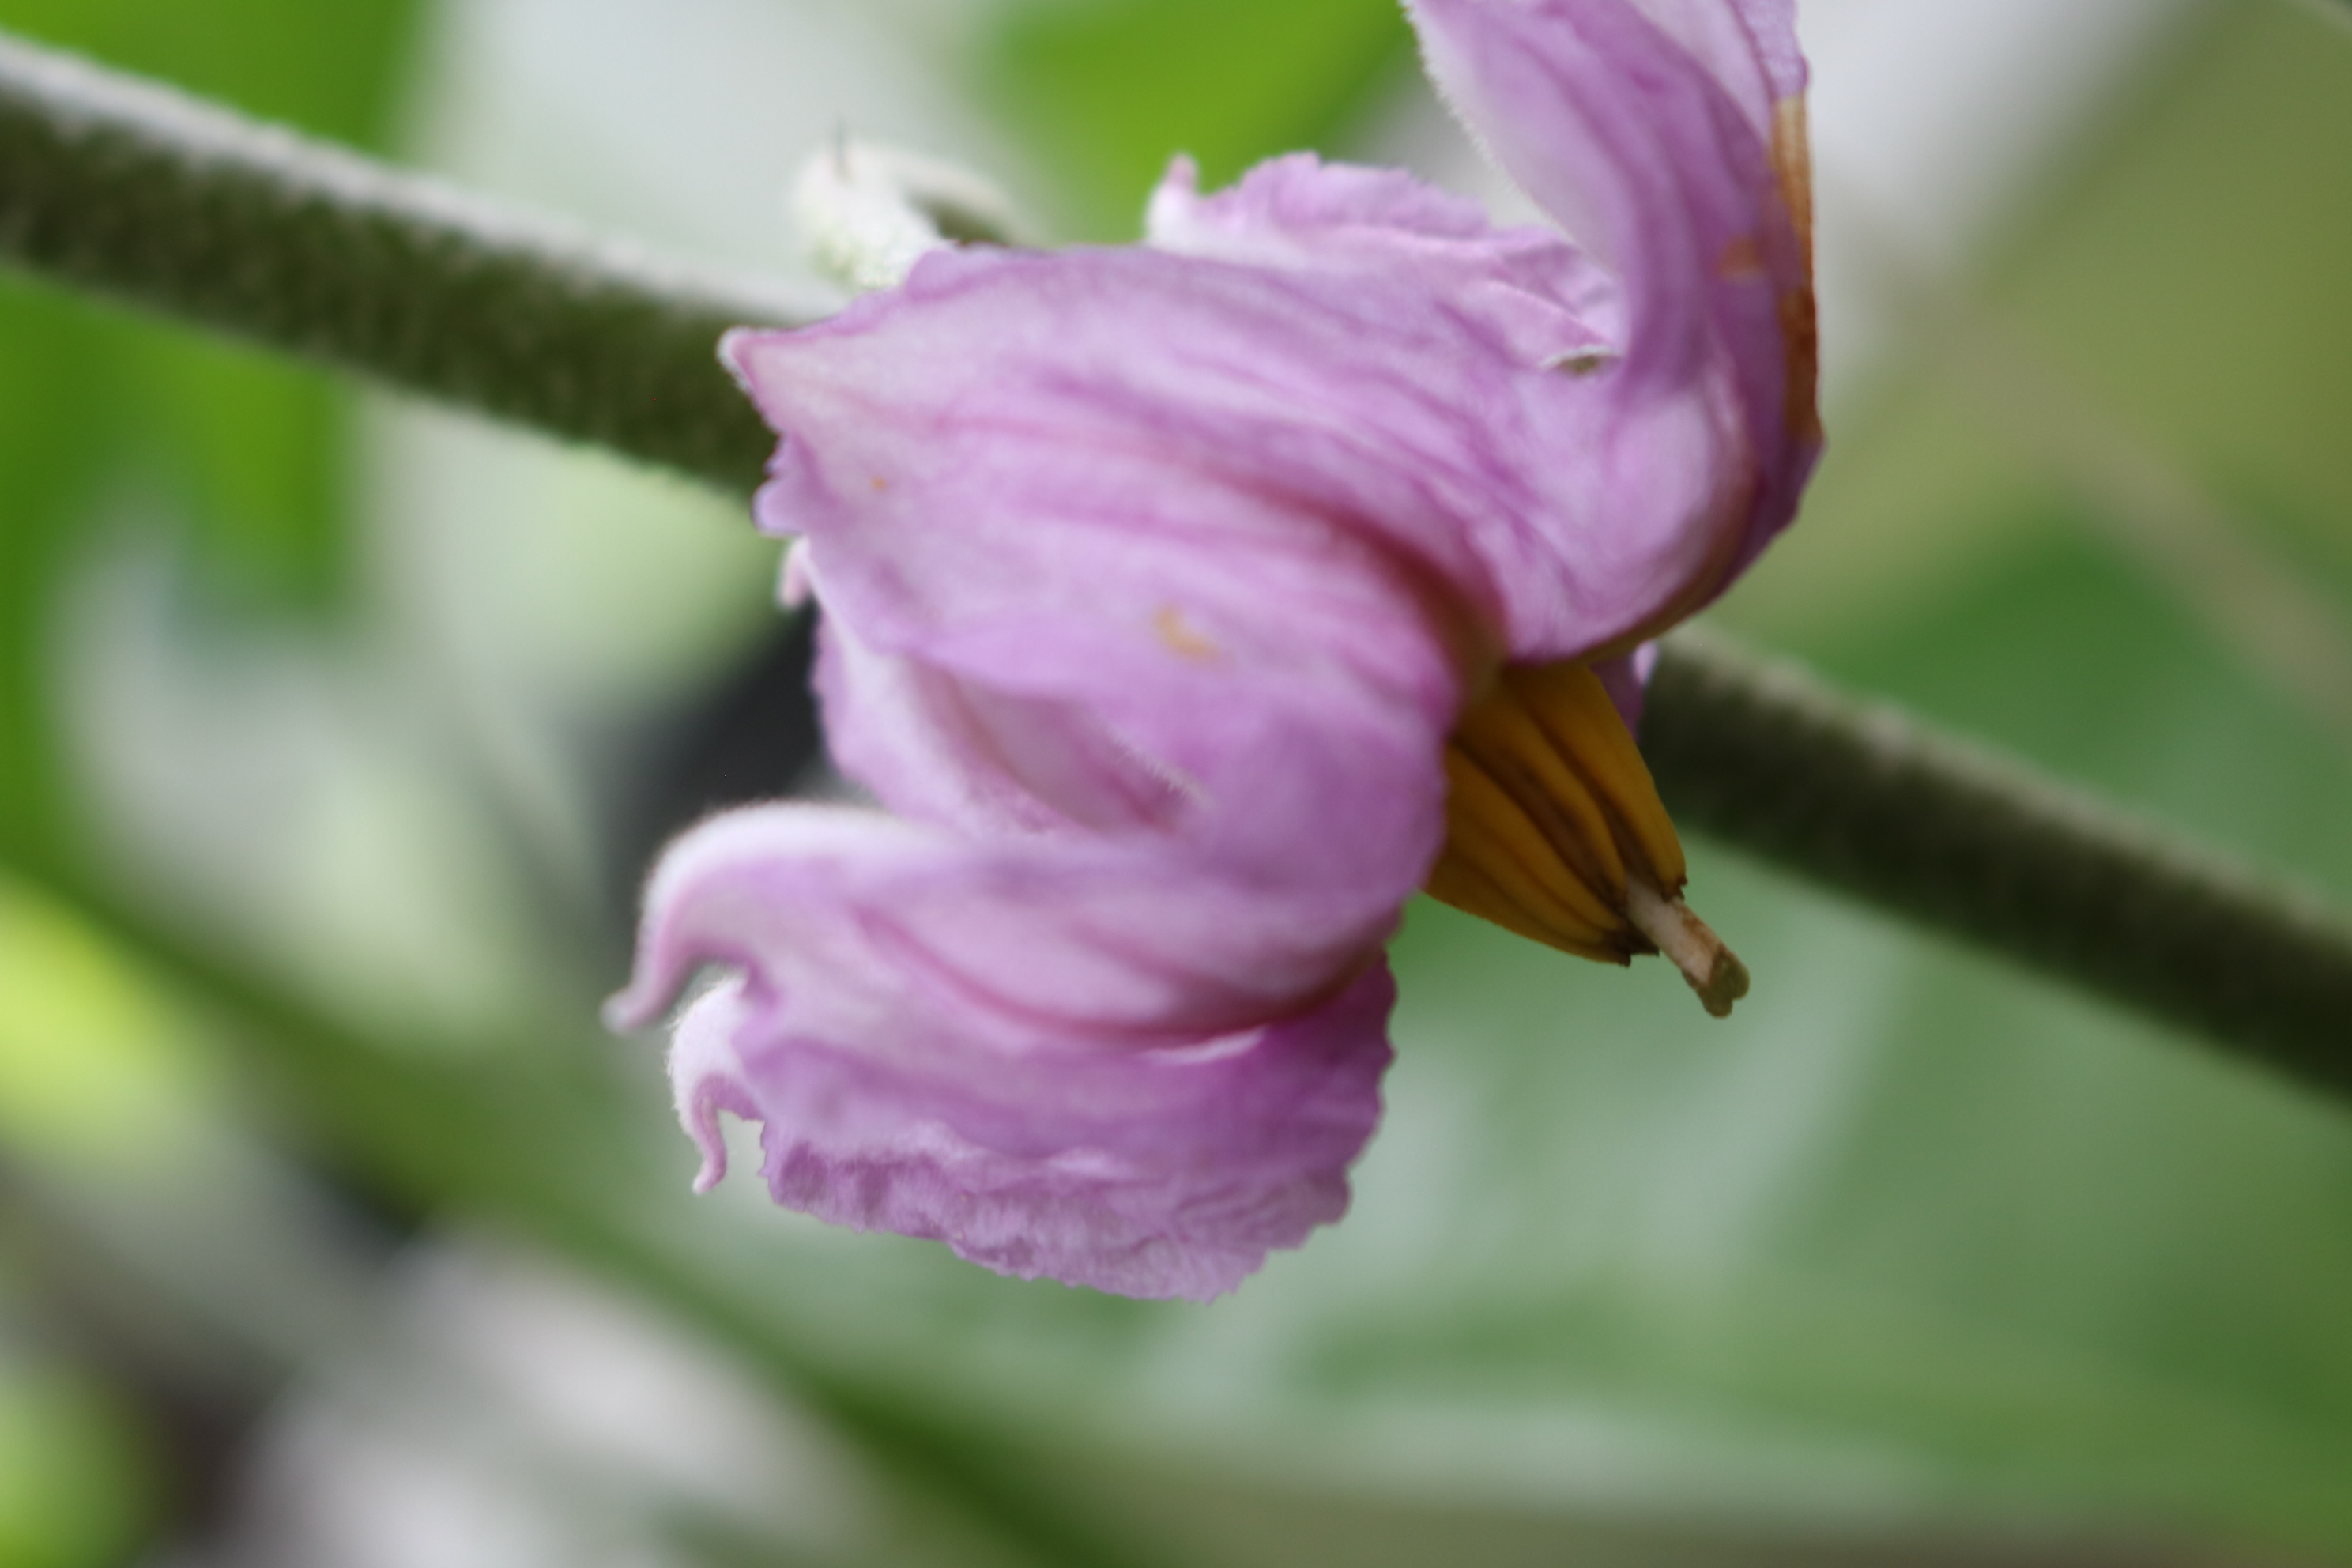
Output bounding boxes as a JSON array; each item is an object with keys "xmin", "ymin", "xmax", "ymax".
[
  {"xmin": 4, "ymin": 30, "xmax": 2350, "ymax": 1091},
  {"xmin": 1647, "ymin": 636, "xmax": 2352, "ymax": 1094},
  {"xmin": 0, "ymin": 30, "xmax": 817, "ymax": 492}
]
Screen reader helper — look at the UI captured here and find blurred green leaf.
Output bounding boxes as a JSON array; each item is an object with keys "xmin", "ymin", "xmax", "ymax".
[
  {"xmin": 0, "ymin": 0, "xmax": 418, "ymax": 863},
  {"xmin": 2, "ymin": 862, "xmax": 1159, "ymax": 1568},
  {"xmin": 979, "ymin": 0, "xmax": 1414, "ymax": 236},
  {"xmin": 0, "ymin": 1361, "xmax": 155, "ymax": 1568},
  {"xmin": 0, "ymin": 875, "xmax": 210, "ymax": 1161}
]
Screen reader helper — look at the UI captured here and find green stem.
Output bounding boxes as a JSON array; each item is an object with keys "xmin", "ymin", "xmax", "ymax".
[
  {"xmin": 1646, "ymin": 637, "xmax": 2352, "ymax": 1092},
  {"xmin": 0, "ymin": 30, "xmax": 815, "ymax": 492},
  {"xmin": 3, "ymin": 30, "xmax": 2350, "ymax": 1090}
]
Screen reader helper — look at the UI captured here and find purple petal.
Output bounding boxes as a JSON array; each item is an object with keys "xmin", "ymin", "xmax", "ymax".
[
  {"xmin": 608, "ymin": 805, "xmax": 1406, "ymax": 1062},
  {"xmin": 726, "ymin": 242, "xmax": 1744, "ymax": 682},
  {"xmin": 810, "ymin": 605, "xmax": 1202, "ymax": 838},
  {"xmin": 1146, "ymin": 153, "xmax": 1619, "ymax": 369},
  {"xmin": 1592, "ymin": 643, "xmax": 1660, "ymax": 731},
  {"xmin": 666, "ymin": 964, "xmax": 1392, "ymax": 1302},
  {"xmin": 609, "ymin": 805, "xmax": 1397, "ymax": 1302},
  {"xmin": 1406, "ymin": 0, "xmax": 1820, "ymax": 587},
  {"xmin": 1629, "ymin": 0, "xmax": 1807, "ymax": 105}
]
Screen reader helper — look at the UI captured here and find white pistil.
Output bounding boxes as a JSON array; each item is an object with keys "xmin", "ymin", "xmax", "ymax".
[{"xmin": 1625, "ymin": 873, "xmax": 1751, "ymax": 1019}]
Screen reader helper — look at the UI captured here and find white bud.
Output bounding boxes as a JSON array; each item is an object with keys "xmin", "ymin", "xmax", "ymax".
[{"xmin": 791, "ymin": 139, "xmax": 1028, "ymax": 296}]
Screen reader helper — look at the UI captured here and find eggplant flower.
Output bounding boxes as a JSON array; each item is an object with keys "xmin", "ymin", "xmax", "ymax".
[{"xmin": 609, "ymin": 0, "xmax": 1819, "ymax": 1301}]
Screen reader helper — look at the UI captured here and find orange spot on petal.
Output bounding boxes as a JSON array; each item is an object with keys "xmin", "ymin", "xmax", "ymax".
[
  {"xmin": 1152, "ymin": 606, "xmax": 1221, "ymax": 663},
  {"xmin": 1716, "ymin": 234, "xmax": 1765, "ymax": 279}
]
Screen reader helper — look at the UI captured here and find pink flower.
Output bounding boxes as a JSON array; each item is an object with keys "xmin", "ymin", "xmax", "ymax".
[{"xmin": 608, "ymin": 0, "xmax": 1819, "ymax": 1301}]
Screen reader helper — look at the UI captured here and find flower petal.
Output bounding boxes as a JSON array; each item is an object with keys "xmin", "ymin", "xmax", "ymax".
[
  {"xmin": 608, "ymin": 805, "xmax": 1400, "ymax": 1057},
  {"xmin": 666, "ymin": 963, "xmax": 1391, "ymax": 1302},
  {"xmin": 811, "ymin": 602, "xmax": 1202, "ymax": 838},
  {"xmin": 1145, "ymin": 153, "xmax": 1619, "ymax": 369},
  {"xmin": 726, "ymin": 242, "xmax": 1741, "ymax": 695},
  {"xmin": 1592, "ymin": 643, "xmax": 1660, "ymax": 730},
  {"xmin": 608, "ymin": 805, "xmax": 1398, "ymax": 1301},
  {"xmin": 1406, "ymin": 0, "xmax": 1819, "ymax": 583}
]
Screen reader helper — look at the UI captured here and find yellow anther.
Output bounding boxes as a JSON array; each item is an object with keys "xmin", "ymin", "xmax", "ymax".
[
  {"xmin": 1434, "ymin": 750, "xmax": 1622, "ymax": 954},
  {"xmin": 1426, "ymin": 659, "xmax": 1749, "ymax": 1016}
]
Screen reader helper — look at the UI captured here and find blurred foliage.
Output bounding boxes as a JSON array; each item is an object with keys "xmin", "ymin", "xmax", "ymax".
[
  {"xmin": 4, "ymin": 0, "xmax": 2352, "ymax": 1564},
  {"xmin": 1732, "ymin": 0, "xmax": 2352, "ymax": 861},
  {"xmin": 1703, "ymin": 0, "xmax": 2352, "ymax": 1540},
  {"xmin": 980, "ymin": 0, "xmax": 1414, "ymax": 236},
  {"xmin": 0, "ymin": 1362, "xmax": 153, "ymax": 1568},
  {"xmin": 0, "ymin": 0, "xmax": 417, "ymax": 863},
  {"xmin": 0, "ymin": 2, "xmax": 417, "ymax": 1559},
  {"xmin": 0, "ymin": 876, "xmax": 206, "ymax": 1160}
]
